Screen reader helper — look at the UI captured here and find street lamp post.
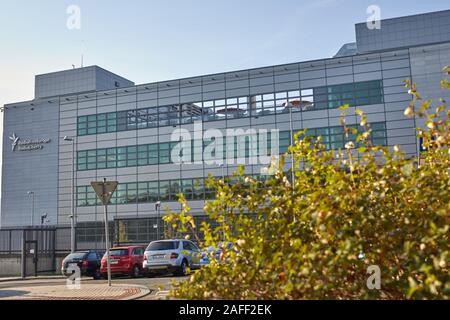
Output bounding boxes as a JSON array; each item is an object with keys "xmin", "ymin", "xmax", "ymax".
[
  {"xmin": 287, "ymin": 101, "xmax": 298, "ymax": 224},
  {"xmin": 155, "ymin": 201, "xmax": 161, "ymax": 240},
  {"xmin": 219, "ymin": 163, "xmax": 225, "ymax": 181},
  {"xmin": 288, "ymin": 101, "xmax": 295, "ymax": 190},
  {"xmin": 27, "ymin": 191, "xmax": 35, "ymax": 226},
  {"xmin": 219, "ymin": 163, "xmax": 226, "ymax": 240},
  {"xmin": 63, "ymin": 136, "xmax": 76, "ymax": 253}
]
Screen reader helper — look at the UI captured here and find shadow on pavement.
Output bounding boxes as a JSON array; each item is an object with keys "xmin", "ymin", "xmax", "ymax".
[{"xmin": 0, "ymin": 289, "xmax": 30, "ymax": 298}]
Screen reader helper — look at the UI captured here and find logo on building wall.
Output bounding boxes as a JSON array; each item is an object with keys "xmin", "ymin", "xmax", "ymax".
[
  {"xmin": 9, "ymin": 133, "xmax": 19, "ymax": 151},
  {"xmin": 9, "ymin": 132, "xmax": 51, "ymax": 152}
]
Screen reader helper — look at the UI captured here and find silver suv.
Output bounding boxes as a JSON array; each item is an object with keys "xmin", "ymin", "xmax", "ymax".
[{"xmin": 143, "ymin": 239, "xmax": 201, "ymax": 276}]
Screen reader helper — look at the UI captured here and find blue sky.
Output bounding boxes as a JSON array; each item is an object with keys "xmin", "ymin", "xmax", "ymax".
[{"xmin": 0, "ymin": 0, "xmax": 449, "ymax": 173}]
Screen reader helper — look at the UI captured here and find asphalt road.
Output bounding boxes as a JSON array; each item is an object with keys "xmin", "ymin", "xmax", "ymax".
[{"xmin": 0, "ymin": 274, "xmax": 187, "ymax": 300}]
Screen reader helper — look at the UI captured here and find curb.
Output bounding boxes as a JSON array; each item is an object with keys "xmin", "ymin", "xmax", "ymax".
[
  {"xmin": 0, "ymin": 276, "xmax": 65, "ymax": 283},
  {"xmin": 123, "ymin": 284, "xmax": 153, "ymax": 300},
  {"xmin": 0, "ymin": 283, "xmax": 152, "ymax": 300},
  {"xmin": 0, "ymin": 277, "xmax": 154, "ymax": 300}
]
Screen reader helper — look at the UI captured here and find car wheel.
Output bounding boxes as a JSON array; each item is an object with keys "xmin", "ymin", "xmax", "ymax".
[
  {"xmin": 178, "ymin": 260, "xmax": 188, "ymax": 276},
  {"xmin": 131, "ymin": 265, "xmax": 140, "ymax": 278},
  {"xmin": 93, "ymin": 268, "xmax": 102, "ymax": 280}
]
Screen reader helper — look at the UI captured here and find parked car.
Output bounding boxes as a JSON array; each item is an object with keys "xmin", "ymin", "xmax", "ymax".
[
  {"xmin": 143, "ymin": 239, "xmax": 201, "ymax": 276},
  {"xmin": 100, "ymin": 246, "xmax": 146, "ymax": 278},
  {"xmin": 61, "ymin": 250, "xmax": 105, "ymax": 279},
  {"xmin": 200, "ymin": 242, "xmax": 234, "ymax": 266}
]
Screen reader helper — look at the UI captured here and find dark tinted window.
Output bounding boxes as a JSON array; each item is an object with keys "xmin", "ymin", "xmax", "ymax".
[
  {"xmin": 183, "ymin": 241, "xmax": 199, "ymax": 251},
  {"xmin": 133, "ymin": 248, "xmax": 144, "ymax": 255},
  {"xmin": 146, "ymin": 241, "xmax": 178, "ymax": 251},
  {"xmin": 109, "ymin": 249, "xmax": 129, "ymax": 256},
  {"xmin": 190, "ymin": 242, "xmax": 200, "ymax": 252},
  {"xmin": 87, "ymin": 252, "xmax": 98, "ymax": 260}
]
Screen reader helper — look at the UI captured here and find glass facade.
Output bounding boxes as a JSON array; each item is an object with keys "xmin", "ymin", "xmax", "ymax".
[
  {"xmin": 315, "ymin": 80, "xmax": 384, "ymax": 109},
  {"xmin": 76, "ymin": 123, "xmax": 387, "ymax": 171},
  {"xmin": 77, "ymin": 175, "xmax": 268, "ymax": 207},
  {"xmin": 303, "ymin": 122, "xmax": 387, "ymax": 150},
  {"xmin": 77, "ymin": 80, "xmax": 384, "ymax": 136},
  {"xmin": 114, "ymin": 216, "xmax": 222, "ymax": 244},
  {"xmin": 75, "ymin": 222, "xmax": 114, "ymax": 245},
  {"xmin": 76, "ymin": 122, "xmax": 387, "ymax": 207},
  {"xmin": 55, "ymin": 44, "xmax": 418, "ymax": 236},
  {"xmin": 77, "ymin": 177, "xmax": 217, "ymax": 207}
]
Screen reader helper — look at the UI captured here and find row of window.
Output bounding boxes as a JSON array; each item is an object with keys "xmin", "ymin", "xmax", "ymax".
[
  {"xmin": 77, "ymin": 135, "xmax": 278, "ymax": 171},
  {"xmin": 116, "ymin": 219, "xmax": 165, "ymax": 243},
  {"xmin": 115, "ymin": 216, "xmax": 221, "ymax": 243},
  {"xmin": 77, "ymin": 177, "xmax": 221, "ymax": 207},
  {"xmin": 77, "ymin": 80, "xmax": 384, "ymax": 136},
  {"xmin": 301, "ymin": 122, "xmax": 387, "ymax": 149},
  {"xmin": 75, "ymin": 217, "xmax": 219, "ymax": 244},
  {"xmin": 77, "ymin": 173, "xmax": 275, "ymax": 207},
  {"xmin": 75, "ymin": 116, "xmax": 382, "ymax": 206},
  {"xmin": 76, "ymin": 119, "xmax": 386, "ymax": 207},
  {"xmin": 75, "ymin": 222, "xmax": 114, "ymax": 245},
  {"xmin": 76, "ymin": 122, "xmax": 387, "ymax": 171}
]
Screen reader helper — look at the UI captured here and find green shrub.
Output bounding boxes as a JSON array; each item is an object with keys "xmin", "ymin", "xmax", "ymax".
[{"xmin": 164, "ymin": 70, "xmax": 449, "ymax": 299}]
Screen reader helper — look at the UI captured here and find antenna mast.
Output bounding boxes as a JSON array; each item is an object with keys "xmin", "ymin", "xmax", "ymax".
[{"xmin": 81, "ymin": 40, "xmax": 85, "ymax": 68}]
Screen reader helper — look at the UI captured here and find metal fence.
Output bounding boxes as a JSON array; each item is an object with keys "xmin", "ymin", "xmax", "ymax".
[
  {"xmin": 1, "ymin": 224, "xmax": 116, "ymax": 256},
  {"xmin": 0, "ymin": 227, "xmax": 57, "ymax": 275},
  {"xmin": 0, "ymin": 215, "xmax": 218, "ymax": 257},
  {"xmin": 55, "ymin": 224, "xmax": 115, "ymax": 253},
  {"xmin": 0, "ymin": 228, "xmax": 55, "ymax": 254},
  {"xmin": 0, "ymin": 229, "xmax": 23, "ymax": 254}
]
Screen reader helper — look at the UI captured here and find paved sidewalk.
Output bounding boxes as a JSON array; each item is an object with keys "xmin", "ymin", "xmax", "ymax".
[{"xmin": 0, "ymin": 283, "xmax": 151, "ymax": 300}]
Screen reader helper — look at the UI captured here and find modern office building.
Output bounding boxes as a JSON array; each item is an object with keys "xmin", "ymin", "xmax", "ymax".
[{"xmin": 2, "ymin": 10, "xmax": 450, "ymax": 248}]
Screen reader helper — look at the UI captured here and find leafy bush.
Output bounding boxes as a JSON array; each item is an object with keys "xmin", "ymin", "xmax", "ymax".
[{"xmin": 164, "ymin": 70, "xmax": 449, "ymax": 299}]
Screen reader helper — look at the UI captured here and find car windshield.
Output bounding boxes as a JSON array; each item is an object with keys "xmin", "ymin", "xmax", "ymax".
[
  {"xmin": 65, "ymin": 252, "xmax": 87, "ymax": 260},
  {"xmin": 108, "ymin": 249, "xmax": 129, "ymax": 256},
  {"xmin": 146, "ymin": 241, "xmax": 178, "ymax": 251}
]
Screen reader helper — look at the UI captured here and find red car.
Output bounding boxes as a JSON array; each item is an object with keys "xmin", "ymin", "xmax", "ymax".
[{"xmin": 100, "ymin": 246, "xmax": 146, "ymax": 278}]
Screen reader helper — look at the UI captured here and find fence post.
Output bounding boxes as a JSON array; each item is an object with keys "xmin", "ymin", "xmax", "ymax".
[
  {"xmin": 52, "ymin": 229, "xmax": 56, "ymax": 272},
  {"xmin": 21, "ymin": 230, "xmax": 26, "ymax": 278},
  {"xmin": 9, "ymin": 230, "xmax": 12, "ymax": 255}
]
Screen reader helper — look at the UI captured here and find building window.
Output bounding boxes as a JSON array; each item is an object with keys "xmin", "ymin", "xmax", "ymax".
[
  {"xmin": 301, "ymin": 122, "xmax": 387, "ymax": 150},
  {"xmin": 138, "ymin": 182, "xmax": 149, "ymax": 203},
  {"xmin": 77, "ymin": 151, "xmax": 87, "ymax": 171},
  {"xmin": 77, "ymin": 116, "xmax": 88, "ymax": 136},
  {"xmin": 107, "ymin": 148, "xmax": 117, "ymax": 168},
  {"xmin": 148, "ymin": 182, "xmax": 159, "ymax": 202},
  {"xmin": 159, "ymin": 180, "xmax": 170, "ymax": 201},
  {"xmin": 76, "ymin": 222, "xmax": 113, "ymax": 244},
  {"xmin": 159, "ymin": 143, "xmax": 171, "ymax": 164},
  {"xmin": 75, "ymin": 119, "xmax": 386, "ymax": 207},
  {"xmin": 77, "ymin": 177, "xmax": 213, "ymax": 207},
  {"xmin": 75, "ymin": 121, "xmax": 386, "ymax": 172},
  {"xmin": 115, "ymin": 184, "xmax": 127, "ymax": 205},
  {"xmin": 76, "ymin": 80, "xmax": 384, "ymax": 137},
  {"xmin": 107, "ymin": 113, "xmax": 117, "ymax": 132}
]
